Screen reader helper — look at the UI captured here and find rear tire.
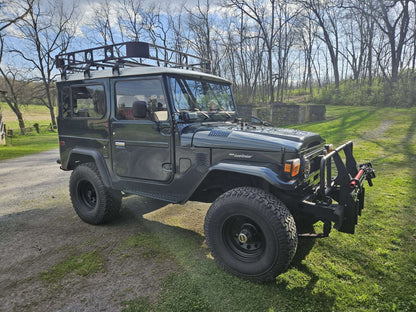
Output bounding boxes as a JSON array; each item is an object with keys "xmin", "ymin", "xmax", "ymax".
[
  {"xmin": 204, "ymin": 187, "xmax": 297, "ymax": 282},
  {"xmin": 69, "ymin": 163, "xmax": 121, "ymax": 224}
]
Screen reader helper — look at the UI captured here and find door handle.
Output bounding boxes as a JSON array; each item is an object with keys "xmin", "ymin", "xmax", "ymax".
[
  {"xmin": 115, "ymin": 141, "xmax": 125, "ymax": 148},
  {"xmin": 162, "ymin": 163, "xmax": 172, "ymax": 172}
]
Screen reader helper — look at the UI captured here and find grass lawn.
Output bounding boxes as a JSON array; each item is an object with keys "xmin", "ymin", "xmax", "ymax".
[
  {"xmin": 0, "ymin": 103, "xmax": 54, "ymax": 128},
  {"xmin": 123, "ymin": 106, "xmax": 416, "ymax": 312},
  {"xmin": 0, "ymin": 103, "xmax": 58, "ymax": 160},
  {"xmin": 0, "ymin": 131, "xmax": 58, "ymax": 161}
]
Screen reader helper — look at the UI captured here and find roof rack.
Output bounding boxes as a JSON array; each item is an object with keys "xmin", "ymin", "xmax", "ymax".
[{"xmin": 55, "ymin": 41, "xmax": 212, "ymax": 80}]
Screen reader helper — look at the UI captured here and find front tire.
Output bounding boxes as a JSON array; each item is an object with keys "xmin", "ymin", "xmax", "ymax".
[
  {"xmin": 204, "ymin": 187, "xmax": 297, "ymax": 282},
  {"xmin": 69, "ymin": 163, "xmax": 121, "ymax": 224}
]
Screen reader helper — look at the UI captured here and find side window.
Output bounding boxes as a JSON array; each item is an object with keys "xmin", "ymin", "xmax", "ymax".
[
  {"xmin": 61, "ymin": 84, "xmax": 106, "ymax": 119},
  {"xmin": 72, "ymin": 85, "xmax": 106, "ymax": 118},
  {"xmin": 115, "ymin": 79, "xmax": 168, "ymax": 122}
]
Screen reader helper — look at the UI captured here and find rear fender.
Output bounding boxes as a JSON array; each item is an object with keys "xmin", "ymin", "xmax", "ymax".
[{"xmin": 66, "ymin": 148, "xmax": 112, "ymax": 188}]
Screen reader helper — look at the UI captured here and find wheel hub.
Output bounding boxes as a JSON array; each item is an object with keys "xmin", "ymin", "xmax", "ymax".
[
  {"xmin": 238, "ymin": 231, "xmax": 249, "ymax": 243},
  {"xmin": 237, "ymin": 223, "xmax": 257, "ymax": 244}
]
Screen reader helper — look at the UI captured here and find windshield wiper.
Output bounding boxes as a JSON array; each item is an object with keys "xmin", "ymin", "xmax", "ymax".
[
  {"xmin": 190, "ymin": 108, "xmax": 209, "ymax": 120},
  {"xmin": 208, "ymin": 110, "xmax": 234, "ymax": 121}
]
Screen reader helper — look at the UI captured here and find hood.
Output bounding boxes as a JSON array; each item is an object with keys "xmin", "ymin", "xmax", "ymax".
[{"xmin": 180, "ymin": 124, "xmax": 324, "ymax": 152}]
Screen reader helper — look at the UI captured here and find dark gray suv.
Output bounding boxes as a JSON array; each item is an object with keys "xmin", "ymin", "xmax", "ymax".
[{"xmin": 55, "ymin": 42, "xmax": 375, "ymax": 282}]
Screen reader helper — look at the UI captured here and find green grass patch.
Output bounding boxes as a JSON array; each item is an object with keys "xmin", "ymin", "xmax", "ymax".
[
  {"xmin": 122, "ymin": 297, "xmax": 153, "ymax": 312},
  {"xmin": 0, "ymin": 131, "xmax": 58, "ymax": 161},
  {"xmin": 0, "ymin": 103, "xmax": 54, "ymax": 128},
  {"xmin": 40, "ymin": 252, "xmax": 105, "ymax": 283},
  {"xmin": 123, "ymin": 232, "xmax": 174, "ymax": 260},
  {"xmin": 1, "ymin": 103, "xmax": 58, "ymax": 160}
]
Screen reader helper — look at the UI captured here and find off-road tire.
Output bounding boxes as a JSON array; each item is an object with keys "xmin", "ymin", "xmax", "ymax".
[
  {"xmin": 204, "ymin": 187, "xmax": 298, "ymax": 282},
  {"xmin": 69, "ymin": 162, "xmax": 121, "ymax": 225}
]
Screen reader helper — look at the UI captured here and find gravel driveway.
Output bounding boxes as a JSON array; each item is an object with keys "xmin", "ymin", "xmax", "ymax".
[{"xmin": 0, "ymin": 149, "xmax": 178, "ymax": 311}]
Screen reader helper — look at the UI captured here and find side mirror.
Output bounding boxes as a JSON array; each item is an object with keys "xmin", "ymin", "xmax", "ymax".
[{"xmin": 132, "ymin": 101, "xmax": 147, "ymax": 119}]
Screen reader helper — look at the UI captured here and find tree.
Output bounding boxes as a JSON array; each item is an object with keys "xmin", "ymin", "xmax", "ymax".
[
  {"xmin": 0, "ymin": 0, "xmax": 33, "ymax": 134},
  {"xmin": 11, "ymin": 0, "xmax": 77, "ymax": 128},
  {"xmin": 299, "ymin": 0, "xmax": 342, "ymax": 88},
  {"xmin": 186, "ymin": 0, "xmax": 218, "ymax": 73},
  {"xmin": 0, "ymin": 62, "xmax": 31, "ymax": 134},
  {"xmin": 372, "ymin": 0, "xmax": 412, "ymax": 83},
  {"xmin": 117, "ymin": 0, "xmax": 145, "ymax": 42},
  {"xmin": 296, "ymin": 12, "xmax": 319, "ymax": 93},
  {"xmin": 228, "ymin": 0, "xmax": 298, "ymax": 103}
]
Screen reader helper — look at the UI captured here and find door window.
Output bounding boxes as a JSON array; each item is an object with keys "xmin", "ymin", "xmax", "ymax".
[{"xmin": 115, "ymin": 79, "xmax": 168, "ymax": 121}]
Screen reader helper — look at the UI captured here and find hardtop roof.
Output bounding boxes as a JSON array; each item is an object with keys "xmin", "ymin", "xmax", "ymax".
[{"xmin": 56, "ymin": 65, "xmax": 231, "ymax": 84}]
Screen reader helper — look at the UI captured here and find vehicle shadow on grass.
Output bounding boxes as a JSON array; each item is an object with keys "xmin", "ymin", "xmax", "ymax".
[{"xmin": 115, "ymin": 196, "xmax": 336, "ymax": 312}]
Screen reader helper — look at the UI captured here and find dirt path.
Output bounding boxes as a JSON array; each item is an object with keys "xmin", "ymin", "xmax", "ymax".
[
  {"xmin": 360, "ymin": 119, "xmax": 395, "ymax": 141},
  {"xmin": 0, "ymin": 150, "xmax": 177, "ymax": 311}
]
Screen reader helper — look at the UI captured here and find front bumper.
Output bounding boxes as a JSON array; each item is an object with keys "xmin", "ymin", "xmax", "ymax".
[{"xmin": 301, "ymin": 141, "xmax": 375, "ymax": 234}]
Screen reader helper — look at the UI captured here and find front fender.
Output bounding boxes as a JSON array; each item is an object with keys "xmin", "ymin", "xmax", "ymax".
[{"xmin": 209, "ymin": 163, "xmax": 298, "ymax": 191}]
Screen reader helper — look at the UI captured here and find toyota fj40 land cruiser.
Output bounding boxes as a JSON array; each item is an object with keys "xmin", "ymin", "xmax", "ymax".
[{"xmin": 55, "ymin": 42, "xmax": 375, "ymax": 282}]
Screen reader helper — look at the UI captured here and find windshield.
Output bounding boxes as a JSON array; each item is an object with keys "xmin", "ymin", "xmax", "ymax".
[{"xmin": 169, "ymin": 76, "xmax": 236, "ymax": 122}]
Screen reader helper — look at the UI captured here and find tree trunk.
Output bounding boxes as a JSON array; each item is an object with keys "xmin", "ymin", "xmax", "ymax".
[
  {"xmin": 268, "ymin": 47, "xmax": 274, "ymax": 104},
  {"xmin": 16, "ymin": 111, "xmax": 26, "ymax": 135},
  {"xmin": 49, "ymin": 105, "xmax": 56, "ymax": 129},
  {"xmin": 1, "ymin": 96, "xmax": 26, "ymax": 135}
]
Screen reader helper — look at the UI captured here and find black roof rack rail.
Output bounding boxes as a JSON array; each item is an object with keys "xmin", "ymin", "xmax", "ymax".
[{"xmin": 55, "ymin": 41, "xmax": 212, "ymax": 80}]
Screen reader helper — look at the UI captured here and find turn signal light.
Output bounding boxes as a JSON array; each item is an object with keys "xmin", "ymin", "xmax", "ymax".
[
  {"xmin": 284, "ymin": 158, "xmax": 300, "ymax": 177},
  {"xmin": 325, "ymin": 144, "xmax": 334, "ymax": 154}
]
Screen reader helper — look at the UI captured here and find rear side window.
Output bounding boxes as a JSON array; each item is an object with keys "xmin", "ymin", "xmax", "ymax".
[{"xmin": 61, "ymin": 84, "xmax": 106, "ymax": 119}]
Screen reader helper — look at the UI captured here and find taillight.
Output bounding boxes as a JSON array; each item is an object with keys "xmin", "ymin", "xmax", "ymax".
[{"xmin": 284, "ymin": 158, "xmax": 301, "ymax": 177}]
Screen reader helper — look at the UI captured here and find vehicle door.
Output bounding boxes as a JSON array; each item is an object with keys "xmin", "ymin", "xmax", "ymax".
[{"xmin": 111, "ymin": 77, "xmax": 173, "ymax": 182}]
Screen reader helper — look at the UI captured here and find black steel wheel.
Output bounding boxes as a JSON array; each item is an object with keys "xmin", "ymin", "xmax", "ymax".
[
  {"xmin": 222, "ymin": 216, "xmax": 266, "ymax": 262},
  {"xmin": 69, "ymin": 163, "xmax": 121, "ymax": 224},
  {"xmin": 77, "ymin": 180, "xmax": 98, "ymax": 210},
  {"xmin": 204, "ymin": 187, "xmax": 297, "ymax": 282}
]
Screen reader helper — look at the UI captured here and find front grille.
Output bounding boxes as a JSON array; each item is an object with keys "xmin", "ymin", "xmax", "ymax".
[
  {"xmin": 302, "ymin": 145, "xmax": 325, "ymax": 187},
  {"xmin": 309, "ymin": 156, "xmax": 321, "ymax": 173}
]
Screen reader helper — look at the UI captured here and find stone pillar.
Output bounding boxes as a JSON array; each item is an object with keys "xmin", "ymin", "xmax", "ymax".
[{"xmin": 236, "ymin": 104, "xmax": 253, "ymax": 121}]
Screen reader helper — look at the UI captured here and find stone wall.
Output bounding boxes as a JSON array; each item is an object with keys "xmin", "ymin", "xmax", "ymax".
[
  {"xmin": 271, "ymin": 104, "xmax": 326, "ymax": 125},
  {"xmin": 236, "ymin": 105, "xmax": 253, "ymax": 120},
  {"xmin": 237, "ymin": 103, "xmax": 326, "ymax": 126}
]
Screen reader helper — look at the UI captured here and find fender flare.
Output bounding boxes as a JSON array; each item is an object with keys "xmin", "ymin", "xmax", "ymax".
[
  {"xmin": 66, "ymin": 148, "xmax": 112, "ymax": 188},
  {"xmin": 208, "ymin": 163, "xmax": 298, "ymax": 191}
]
